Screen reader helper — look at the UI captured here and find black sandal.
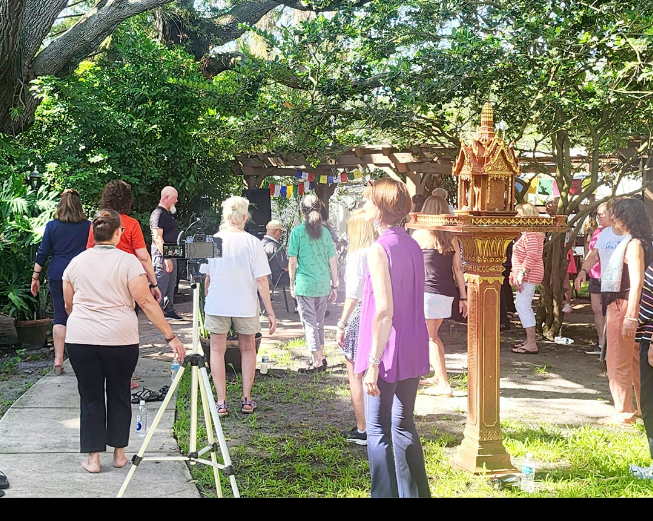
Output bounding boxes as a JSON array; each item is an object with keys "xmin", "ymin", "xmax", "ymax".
[{"xmin": 131, "ymin": 388, "xmax": 160, "ymax": 404}]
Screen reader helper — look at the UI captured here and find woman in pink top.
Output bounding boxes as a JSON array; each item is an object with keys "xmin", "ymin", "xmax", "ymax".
[
  {"xmin": 63, "ymin": 210, "xmax": 186, "ymax": 474},
  {"xmin": 510, "ymin": 203, "xmax": 545, "ymax": 354},
  {"xmin": 583, "ymin": 202, "xmax": 611, "ymax": 352}
]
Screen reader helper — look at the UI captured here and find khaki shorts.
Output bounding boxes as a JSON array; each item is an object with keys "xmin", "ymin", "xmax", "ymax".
[{"xmin": 204, "ymin": 314, "xmax": 261, "ymax": 335}]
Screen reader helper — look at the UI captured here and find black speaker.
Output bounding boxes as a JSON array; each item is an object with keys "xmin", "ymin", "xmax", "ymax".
[{"xmin": 243, "ymin": 188, "xmax": 271, "ymax": 239}]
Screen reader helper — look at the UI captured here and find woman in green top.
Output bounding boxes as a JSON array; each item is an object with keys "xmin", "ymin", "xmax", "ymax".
[{"xmin": 288, "ymin": 194, "xmax": 339, "ymax": 373}]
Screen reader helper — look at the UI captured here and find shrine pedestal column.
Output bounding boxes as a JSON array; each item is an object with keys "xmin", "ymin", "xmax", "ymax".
[{"xmin": 451, "ymin": 231, "xmax": 518, "ymax": 474}]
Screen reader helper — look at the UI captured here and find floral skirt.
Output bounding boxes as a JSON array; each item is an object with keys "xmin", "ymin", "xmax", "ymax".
[{"xmin": 341, "ymin": 301, "xmax": 362, "ymax": 362}]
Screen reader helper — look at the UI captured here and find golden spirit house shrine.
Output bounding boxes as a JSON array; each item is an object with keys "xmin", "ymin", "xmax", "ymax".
[{"xmin": 407, "ymin": 103, "xmax": 567, "ymax": 474}]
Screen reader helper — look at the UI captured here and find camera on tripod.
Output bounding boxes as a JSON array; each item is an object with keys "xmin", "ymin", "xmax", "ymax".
[{"xmin": 162, "ymin": 234, "xmax": 223, "ymax": 260}]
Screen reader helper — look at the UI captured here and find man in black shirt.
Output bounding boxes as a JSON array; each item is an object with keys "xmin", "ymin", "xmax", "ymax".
[
  {"xmin": 261, "ymin": 220, "xmax": 297, "ymax": 312},
  {"xmin": 261, "ymin": 220, "xmax": 289, "ymax": 286},
  {"xmin": 150, "ymin": 186, "xmax": 182, "ymax": 320}
]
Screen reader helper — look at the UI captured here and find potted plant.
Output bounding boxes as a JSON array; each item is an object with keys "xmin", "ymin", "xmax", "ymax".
[{"xmin": 0, "ymin": 176, "xmax": 57, "ymax": 347}]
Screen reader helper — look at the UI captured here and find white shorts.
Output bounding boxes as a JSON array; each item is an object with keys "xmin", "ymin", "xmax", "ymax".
[{"xmin": 424, "ymin": 293, "xmax": 454, "ymax": 320}]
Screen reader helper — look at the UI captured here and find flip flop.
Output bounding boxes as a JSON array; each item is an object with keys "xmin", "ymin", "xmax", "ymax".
[
  {"xmin": 131, "ymin": 388, "xmax": 160, "ymax": 404},
  {"xmin": 0, "ymin": 471, "xmax": 8, "ymax": 489},
  {"xmin": 511, "ymin": 346, "xmax": 539, "ymax": 355},
  {"xmin": 512, "ymin": 342, "xmax": 526, "ymax": 349}
]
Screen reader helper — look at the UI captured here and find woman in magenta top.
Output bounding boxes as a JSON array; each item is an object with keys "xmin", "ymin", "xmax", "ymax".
[
  {"xmin": 355, "ymin": 178, "xmax": 431, "ymax": 498},
  {"xmin": 510, "ymin": 203, "xmax": 545, "ymax": 354},
  {"xmin": 585, "ymin": 202, "xmax": 611, "ymax": 351}
]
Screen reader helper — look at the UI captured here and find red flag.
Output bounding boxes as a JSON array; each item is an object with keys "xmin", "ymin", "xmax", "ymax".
[
  {"xmin": 269, "ymin": 184, "xmax": 275, "ymax": 196},
  {"xmin": 298, "ymin": 183, "xmax": 304, "ymax": 195},
  {"xmin": 308, "ymin": 173, "xmax": 315, "ymax": 182}
]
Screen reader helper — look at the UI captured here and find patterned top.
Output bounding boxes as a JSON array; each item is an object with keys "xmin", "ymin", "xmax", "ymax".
[
  {"xmin": 636, "ymin": 262, "xmax": 653, "ymax": 343},
  {"xmin": 354, "ymin": 227, "xmax": 430, "ymax": 382},
  {"xmin": 287, "ymin": 223, "xmax": 336, "ymax": 297},
  {"xmin": 511, "ymin": 232, "xmax": 545, "ymax": 284}
]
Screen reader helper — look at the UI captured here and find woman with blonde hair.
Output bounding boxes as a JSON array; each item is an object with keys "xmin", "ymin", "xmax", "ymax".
[
  {"xmin": 510, "ymin": 202, "xmax": 545, "ymax": 354},
  {"xmin": 412, "ymin": 195, "xmax": 467, "ymax": 396},
  {"xmin": 199, "ymin": 196, "xmax": 277, "ymax": 416},
  {"xmin": 31, "ymin": 189, "xmax": 91, "ymax": 375},
  {"xmin": 335, "ymin": 208, "xmax": 378, "ymax": 445},
  {"xmin": 288, "ymin": 194, "xmax": 339, "ymax": 373}
]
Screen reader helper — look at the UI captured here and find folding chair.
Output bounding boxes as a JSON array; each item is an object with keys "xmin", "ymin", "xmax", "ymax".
[{"xmin": 270, "ymin": 271, "xmax": 291, "ymax": 313}]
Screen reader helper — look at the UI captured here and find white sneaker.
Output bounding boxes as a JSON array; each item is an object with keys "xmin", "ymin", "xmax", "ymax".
[{"xmin": 562, "ymin": 303, "xmax": 572, "ymax": 313}]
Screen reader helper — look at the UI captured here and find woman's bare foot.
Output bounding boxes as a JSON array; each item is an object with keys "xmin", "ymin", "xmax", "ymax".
[
  {"xmin": 113, "ymin": 449, "xmax": 129, "ymax": 468},
  {"xmin": 82, "ymin": 453, "xmax": 100, "ymax": 473}
]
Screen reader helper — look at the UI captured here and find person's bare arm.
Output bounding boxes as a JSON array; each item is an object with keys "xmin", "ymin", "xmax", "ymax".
[
  {"xmin": 363, "ymin": 243, "xmax": 393, "ymax": 397},
  {"xmin": 129, "ymin": 274, "xmax": 186, "ymax": 361},
  {"xmin": 152, "ymin": 227, "xmax": 173, "ymax": 273},
  {"xmin": 623, "ymin": 240, "xmax": 644, "ymax": 338},
  {"xmin": 288, "ymin": 256, "xmax": 297, "ymax": 298},
  {"xmin": 134, "ymin": 247, "xmax": 162, "ymax": 302},
  {"xmin": 63, "ymin": 280, "xmax": 74, "ymax": 315},
  {"xmin": 576, "ymin": 248, "xmax": 600, "ymax": 290},
  {"xmin": 336, "ymin": 297, "xmax": 359, "ymax": 347},
  {"xmin": 256, "ymin": 275, "xmax": 277, "ymax": 335},
  {"xmin": 452, "ymin": 238, "xmax": 468, "ymax": 317},
  {"xmin": 328, "ymin": 255, "xmax": 338, "ymax": 303}
]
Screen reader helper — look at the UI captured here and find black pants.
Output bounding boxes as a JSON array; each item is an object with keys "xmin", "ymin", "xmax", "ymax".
[
  {"xmin": 66, "ymin": 343, "xmax": 139, "ymax": 453},
  {"xmin": 640, "ymin": 341, "xmax": 653, "ymax": 459},
  {"xmin": 500, "ymin": 266, "xmax": 516, "ymax": 325}
]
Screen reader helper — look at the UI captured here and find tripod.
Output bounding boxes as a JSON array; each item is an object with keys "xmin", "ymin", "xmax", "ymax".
[{"xmin": 117, "ymin": 274, "xmax": 239, "ymax": 498}]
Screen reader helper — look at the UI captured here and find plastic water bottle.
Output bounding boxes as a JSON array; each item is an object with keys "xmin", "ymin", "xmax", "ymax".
[
  {"xmin": 260, "ymin": 355, "xmax": 269, "ymax": 375},
  {"xmin": 136, "ymin": 400, "xmax": 147, "ymax": 437},
  {"xmin": 520, "ymin": 453, "xmax": 536, "ymax": 493},
  {"xmin": 171, "ymin": 355, "xmax": 180, "ymax": 383},
  {"xmin": 554, "ymin": 336, "xmax": 574, "ymax": 345}
]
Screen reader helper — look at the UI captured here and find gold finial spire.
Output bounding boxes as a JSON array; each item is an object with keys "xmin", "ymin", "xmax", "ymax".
[{"xmin": 477, "ymin": 102, "xmax": 495, "ymax": 142}]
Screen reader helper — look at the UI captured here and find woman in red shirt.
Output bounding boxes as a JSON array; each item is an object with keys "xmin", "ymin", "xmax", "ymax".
[{"xmin": 511, "ymin": 203, "xmax": 545, "ymax": 354}]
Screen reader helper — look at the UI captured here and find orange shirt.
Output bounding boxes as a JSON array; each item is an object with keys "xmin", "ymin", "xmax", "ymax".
[{"xmin": 87, "ymin": 213, "xmax": 146, "ymax": 255}]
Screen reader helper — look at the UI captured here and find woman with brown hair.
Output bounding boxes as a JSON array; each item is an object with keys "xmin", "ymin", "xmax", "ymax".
[
  {"xmin": 31, "ymin": 189, "xmax": 91, "ymax": 375},
  {"xmin": 412, "ymin": 195, "xmax": 467, "ymax": 396},
  {"xmin": 87, "ymin": 179, "xmax": 162, "ymax": 390},
  {"xmin": 356, "ymin": 177, "xmax": 431, "ymax": 498},
  {"xmin": 288, "ymin": 194, "xmax": 339, "ymax": 373},
  {"xmin": 63, "ymin": 209, "xmax": 186, "ymax": 473}
]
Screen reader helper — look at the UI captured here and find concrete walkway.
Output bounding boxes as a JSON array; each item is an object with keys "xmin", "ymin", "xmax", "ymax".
[{"xmin": 0, "ymin": 280, "xmax": 313, "ymax": 498}]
